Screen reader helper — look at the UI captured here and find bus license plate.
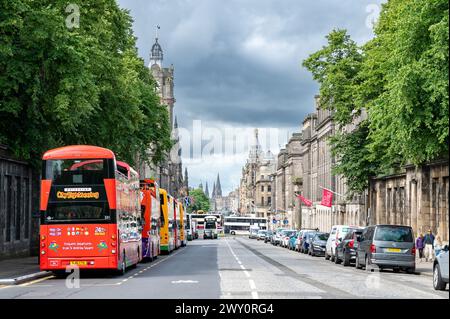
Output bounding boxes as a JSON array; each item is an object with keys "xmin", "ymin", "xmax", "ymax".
[{"xmin": 70, "ymin": 261, "xmax": 87, "ymax": 266}]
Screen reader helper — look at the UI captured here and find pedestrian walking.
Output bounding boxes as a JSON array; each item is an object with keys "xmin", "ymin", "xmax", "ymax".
[
  {"xmin": 434, "ymin": 234, "xmax": 443, "ymax": 257},
  {"xmin": 416, "ymin": 233, "xmax": 424, "ymax": 262},
  {"xmin": 423, "ymin": 229, "xmax": 435, "ymax": 262}
]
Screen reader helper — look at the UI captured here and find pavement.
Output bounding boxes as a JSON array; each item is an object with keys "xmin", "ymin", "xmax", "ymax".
[
  {"xmin": 0, "ymin": 237, "xmax": 447, "ymax": 299},
  {"xmin": 0, "ymin": 256, "xmax": 50, "ymax": 285}
]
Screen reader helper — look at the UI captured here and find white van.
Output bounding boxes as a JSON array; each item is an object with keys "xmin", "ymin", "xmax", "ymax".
[{"xmin": 325, "ymin": 225, "xmax": 360, "ymax": 261}]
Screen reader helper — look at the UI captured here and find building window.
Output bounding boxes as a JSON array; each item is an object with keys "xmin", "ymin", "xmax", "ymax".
[
  {"xmin": 261, "ymin": 175, "xmax": 264, "ymax": 180},
  {"xmin": 268, "ymin": 197, "xmax": 272, "ymax": 205},
  {"xmin": 261, "ymin": 186, "xmax": 264, "ymax": 192},
  {"xmin": 268, "ymin": 185, "xmax": 272, "ymax": 192},
  {"xmin": 261, "ymin": 197, "xmax": 264, "ymax": 206}
]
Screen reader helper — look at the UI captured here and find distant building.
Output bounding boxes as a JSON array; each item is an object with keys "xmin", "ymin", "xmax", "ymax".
[{"xmin": 239, "ymin": 129, "xmax": 276, "ymax": 220}]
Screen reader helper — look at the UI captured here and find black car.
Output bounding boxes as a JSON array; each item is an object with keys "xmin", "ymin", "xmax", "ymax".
[
  {"xmin": 335, "ymin": 228, "xmax": 364, "ymax": 266},
  {"xmin": 309, "ymin": 232, "xmax": 329, "ymax": 257},
  {"xmin": 264, "ymin": 231, "xmax": 273, "ymax": 243}
]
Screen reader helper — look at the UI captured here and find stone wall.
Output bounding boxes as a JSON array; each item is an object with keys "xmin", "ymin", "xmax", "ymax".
[
  {"xmin": 0, "ymin": 145, "xmax": 40, "ymax": 260},
  {"xmin": 369, "ymin": 160, "xmax": 449, "ymax": 241}
]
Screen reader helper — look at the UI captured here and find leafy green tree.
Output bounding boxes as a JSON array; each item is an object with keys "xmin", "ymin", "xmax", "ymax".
[
  {"xmin": 0, "ymin": 0, "xmax": 172, "ymax": 167},
  {"xmin": 303, "ymin": 0, "xmax": 448, "ymax": 195},
  {"xmin": 188, "ymin": 188, "xmax": 210, "ymax": 213},
  {"xmin": 303, "ymin": 29, "xmax": 376, "ymax": 196},
  {"xmin": 362, "ymin": 0, "xmax": 449, "ymax": 168},
  {"xmin": 302, "ymin": 29, "xmax": 363, "ymax": 126}
]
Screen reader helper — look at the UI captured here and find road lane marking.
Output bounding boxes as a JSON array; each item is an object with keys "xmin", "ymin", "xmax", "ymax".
[
  {"xmin": 224, "ymin": 238, "xmax": 259, "ymax": 300},
  {"xmin": 171, "ymin": 280, "xmax": 199, "ymax": 284},
  {"xmin": 18, "ymin": 275, "xmax": 55, "ymax": 287}
]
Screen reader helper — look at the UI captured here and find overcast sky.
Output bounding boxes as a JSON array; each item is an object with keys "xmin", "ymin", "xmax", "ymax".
[{"xmin": 117, "ymin": 0, "xmax": 384, "ymax": 195}]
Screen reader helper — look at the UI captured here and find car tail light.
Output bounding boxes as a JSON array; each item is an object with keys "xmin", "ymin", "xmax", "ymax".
[
  {"xmin": 411, "ymin": 246, "xmax": 416, "ymax": 255},
  {"xmin": 370, "ymin": 244, "xmax": 376, "ymax": 253},
  {"xmin": 348, "ymin": 240, "xmax": 354, "ymax": 249}
]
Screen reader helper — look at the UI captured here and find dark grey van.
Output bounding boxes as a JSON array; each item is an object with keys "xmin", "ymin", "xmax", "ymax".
[{"xmin": 355, "ymin": 225, "xmax": 416, "ymax": 273}]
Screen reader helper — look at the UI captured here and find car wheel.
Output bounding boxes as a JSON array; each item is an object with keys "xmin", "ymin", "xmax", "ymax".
[
  {"xmin": 406, "ymin": 267, "xmax": 415, "ymax": 274},
  {"xmin": 330, "ymin": 252, "xmax": 335, "ymax": 262},
  {"xmin": 433, "ymin": 264, "xmax": 447, "ymax": 290},
  {"xmin": 343, "ymin": 251, "xmax": 350, "ymax": 266},
  {"xmin": 355, "ymin": 254, "xmax": 362, "ymax": 270},
  {"xmin": 365, "ymin": 256, "xmax": 373, "ymax": 272},
  {"xmin": 334, "ymin": 251, "xmax": 341, "ymax": 264},
  {"xmin": 325, "ymin": 252, "xmax": 330, "ymax": 260}
]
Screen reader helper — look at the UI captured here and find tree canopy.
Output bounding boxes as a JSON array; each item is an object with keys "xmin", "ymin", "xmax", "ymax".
[
  {"xmin": 0, "ymin": 0, "xmax": 172, "ymax": 167},
  {"xmin": 303, "ymin": 0, "xmax": 448, "ymax": 196},
  {"xmin": 188, "ymin": 188, "xmax": 210, "ymax": 213}
]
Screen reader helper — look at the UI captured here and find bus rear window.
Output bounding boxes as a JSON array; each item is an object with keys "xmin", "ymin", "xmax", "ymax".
[
  {"xmin": 45, "ymin": 202, "xmax": 110, "ymax": 222},
  {"xmin": 45, "ymin": 159, "xmax": 105, "ymax": 185}
]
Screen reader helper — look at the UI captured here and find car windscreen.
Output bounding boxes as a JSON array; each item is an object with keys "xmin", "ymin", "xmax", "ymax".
[
  {"xmin": 374, "ymin": 226, "xmax": 413, "ymax": 242},
  {"xmin": 315, "ymin": 233, "xmax": 329, "ymax": 241},
  {"xmin": 284, "ymin": 231, "xmax": 296, "ymax": 236}
]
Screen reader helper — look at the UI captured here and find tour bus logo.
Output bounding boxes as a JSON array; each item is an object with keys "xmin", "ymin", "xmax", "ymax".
[
  {"xmin": 94, "ymin": 227, "xmax": 107, "ymax": 236},
  {"xmin": 97, "ymin": 241, "xmax": 108, "ymax": 252},
  {"xmin": 49, "ymin": 242, "xmax": 59, "ymax": 252},
  {"xmin": 56, "ymin": 187, "xmax": 100, "ymax": 200}
]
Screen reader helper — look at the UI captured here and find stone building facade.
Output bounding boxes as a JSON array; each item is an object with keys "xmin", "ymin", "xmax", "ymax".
[
  {"xmin": 239, "ymin": 129, "xmax": 276, "ymax": 218},
  {"xmin": 139, "ymin": 33, "xmax": 186, "ymax": 198},
  {"xmin": 369, "ymin": 160, "xmax": 449, "ymax": 241}
]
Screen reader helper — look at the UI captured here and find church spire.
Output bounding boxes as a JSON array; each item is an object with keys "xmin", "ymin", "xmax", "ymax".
[
  {"xmin": 205, "ymin": 182, "xmax": 209, "ymax": 199},
  {"xmin": 215, "ymin": 173, "xmax": 222, "ymax": 197}
]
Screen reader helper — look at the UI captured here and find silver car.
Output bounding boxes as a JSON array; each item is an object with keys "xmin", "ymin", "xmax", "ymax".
[
  {"xmin": 355, "ymin": 225, "xmax": 416, "ymax": 273},
  {"xmin": 433, "ymin": 245, "xmax": 449, "ymax": 290}
]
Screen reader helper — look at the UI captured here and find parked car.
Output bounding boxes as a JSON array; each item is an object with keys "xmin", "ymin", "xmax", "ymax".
[
  {"xmin": 325, "ymin": 225, "xmax": 359, "ymax": 262},
  {"xmin": 257, "ymin": 230, "xmax": 267, "ymax": 241},
  {"xmin": 272, "ymin": 228, "xmax": 285, "ymax": 246},
  {"xmin": 433, "ymin": 244, "xmax": 449, "ymax": 290},
  {"xmin": 288, "ymin": 233, "xmax": 298, "ymax": 250},
  {"xmin": 249, "ymin": 226, "xmax": 260, "ymax": 239},
  {"xmin": 264, "ymin": 230, "xmax": 273, "ymax": 243},
  {"xmin": 309, "ymin": 232, "xmax": 329, "ymax": 257},
  {"xmin": 295, "ymin": 229, "xmax": 317, "ymax": 252},
  {"xmin": 335, "ymin": 228, "xmax": 364, "ymax": 266},
  {"xmin": 300, "ymin": 231, "xmax": 318, "ymax": 253},
  {"xmin": 355, "ymin": 224, "xmax": 416, "ymax": 273},
  {"xmin": 281, "ymin": 230, "xmax": 297, "ymax": 248}
]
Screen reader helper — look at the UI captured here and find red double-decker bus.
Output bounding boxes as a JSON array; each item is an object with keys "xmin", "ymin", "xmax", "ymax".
[{"xmin": 39, "ymin": 145, "xmax": 142, "ymax": 275}]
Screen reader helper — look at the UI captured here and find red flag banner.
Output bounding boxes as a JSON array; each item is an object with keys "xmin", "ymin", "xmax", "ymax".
[
  {"xmin": 297, "ymin": 194, "xmax": 312, "ymax": 207},
  {"xmin": 320, "ymin": 188, "xmax": 333, "ymax": 207}
]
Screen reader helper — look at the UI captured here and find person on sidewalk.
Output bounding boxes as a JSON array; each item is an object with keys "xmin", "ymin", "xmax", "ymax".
[
  {"xmin": 434, "ymin": 234, "xmax": 443, "ymax": 257},
  {"xmin": 423, "ymin": 229, "xmax": 435, "ymax": 262},
  {"xmin": 416, "ymin": 233, "xmax": 425, "ymax": 262}
]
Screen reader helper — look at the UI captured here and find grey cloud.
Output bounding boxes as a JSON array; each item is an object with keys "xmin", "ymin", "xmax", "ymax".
[{"xmin": 117, "ymin": 0, "xmax": 384, "ymax": 194}]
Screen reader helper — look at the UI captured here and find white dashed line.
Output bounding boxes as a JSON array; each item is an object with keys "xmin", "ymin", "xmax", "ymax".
[
  {"xmin": 249, "ymin": 279, "xmax": 256, "ymax": 290},
  {"xmin": 251, "ymin": 291, "xmax": 259, "ymax": 299}
]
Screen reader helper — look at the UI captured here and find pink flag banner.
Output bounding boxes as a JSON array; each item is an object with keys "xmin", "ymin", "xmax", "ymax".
[
  {"xmin": 320, "ymin": 188, "xmax": 333, "ymax": 207},
  {"xmin": 297, "ymin": 194, "xmax": 312, "ymax": 207}
]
